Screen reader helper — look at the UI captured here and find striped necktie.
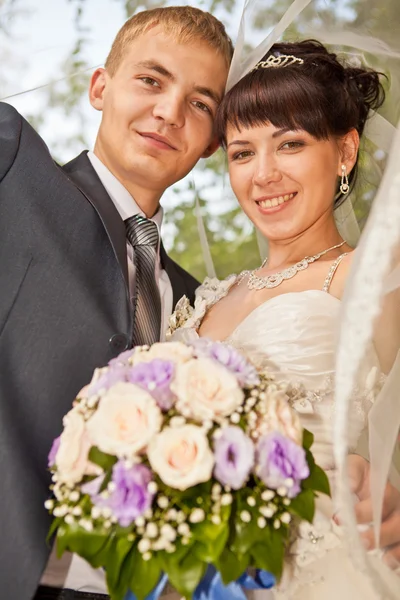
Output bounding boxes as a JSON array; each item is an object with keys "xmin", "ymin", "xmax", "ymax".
[{"xmin": 125, "ymin": 214, "xmax": 162, "ymax": 346}]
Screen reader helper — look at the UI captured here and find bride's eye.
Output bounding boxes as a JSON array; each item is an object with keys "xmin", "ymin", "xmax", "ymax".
[
  {"xmin": 231, "ymin": 150, "xmax": 254, "ymax": 161},
  {"xmin": 280, "ymin": 140, "xmax": 304, "ymax": 151}
]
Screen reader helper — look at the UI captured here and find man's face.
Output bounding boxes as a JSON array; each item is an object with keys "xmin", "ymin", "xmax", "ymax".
[{"xmin": 90, "ymin": 27, "xmax": 228, "ymax": 200}]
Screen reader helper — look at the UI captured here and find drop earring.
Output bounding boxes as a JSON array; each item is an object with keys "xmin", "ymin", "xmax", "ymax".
[{"xmin": 340, "ymin": 164, "xmax": 350, "ymax": 195}]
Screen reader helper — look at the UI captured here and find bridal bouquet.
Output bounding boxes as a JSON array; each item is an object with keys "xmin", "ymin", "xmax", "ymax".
[{"xmin": 46, "ymin": 339, "xmax": 329, "ymax": 600}]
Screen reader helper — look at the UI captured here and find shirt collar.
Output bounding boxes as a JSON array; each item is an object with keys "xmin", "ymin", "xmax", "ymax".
[{"xmin": 87, "ymin": 151, "xmax": 163, "ymax": 230}]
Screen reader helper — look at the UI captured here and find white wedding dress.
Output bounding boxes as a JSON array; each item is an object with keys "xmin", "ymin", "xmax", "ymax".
[{"xmin": 170, "ymin": 260, "xmax": 399, "ymax": 599}]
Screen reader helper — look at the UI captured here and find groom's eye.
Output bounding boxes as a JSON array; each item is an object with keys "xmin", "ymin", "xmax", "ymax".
[
  {"xmin": 192, "ymin": 100, "xmax": 211, "ymax": 114},
  {"xmin": 139, "ymin": 77, "xmax": 160, "ymax": 87}
]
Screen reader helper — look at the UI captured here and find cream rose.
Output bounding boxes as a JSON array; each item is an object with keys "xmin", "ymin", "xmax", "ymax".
[
  {"xmin": 171, "ymin": 358, "xmax": 244, "ymax": 421},
  {"xmin": 254, "ymin": 388, "xmax": 302, "ymax": 445},
  {"xmin": 86, "ymin": 382, "xmax": 162, "ymax": 458},
  {"xmin": 56, "ymin": 408, "xmax": 99, "ymax": 485},
  {"xmin": 132, "ymin": 342, "xmax": 194, "ymax": 366},
  {"xmin": 148, "ymin": 424, "xmax": 214, "ymax": 490}
]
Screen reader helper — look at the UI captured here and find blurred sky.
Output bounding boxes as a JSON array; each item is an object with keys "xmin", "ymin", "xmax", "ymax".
[{"xmin": 2, "ymin": 0, "xmax": 128, "ymax": 150}]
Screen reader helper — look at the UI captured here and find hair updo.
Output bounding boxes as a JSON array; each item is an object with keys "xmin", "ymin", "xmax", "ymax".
[{"xmin": 215, "ymin": 40, "xmax": 386, "ymax": 205}]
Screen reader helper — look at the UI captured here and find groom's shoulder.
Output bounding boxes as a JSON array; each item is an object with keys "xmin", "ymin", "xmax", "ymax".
[
  {"xmin": 172, "ymin": 258, "xmax": 200, "ymax": 287},
  {"xmin": 0, "ymin": 102, "xmax": 22, "ymax": 181}
]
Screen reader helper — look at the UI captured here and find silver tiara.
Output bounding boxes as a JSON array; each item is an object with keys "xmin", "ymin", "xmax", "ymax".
[{"xmin": 251, "ymin": 54, "xmax": 304, "ymax": 72}]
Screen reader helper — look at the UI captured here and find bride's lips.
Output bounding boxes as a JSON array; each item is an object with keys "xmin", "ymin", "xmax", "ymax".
[
  {"xmin": 138, "ymin": 132, "xmax": 177, "ymax": 150},
  {"xmin": 255, "ymin": 192, "xmax": 297, "ymax": 214}
]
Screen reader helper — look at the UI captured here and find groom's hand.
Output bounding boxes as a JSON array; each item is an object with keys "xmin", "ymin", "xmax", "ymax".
[{"xmin": 343, "ymin": 454, "xmax": 400, "ymax": 568}]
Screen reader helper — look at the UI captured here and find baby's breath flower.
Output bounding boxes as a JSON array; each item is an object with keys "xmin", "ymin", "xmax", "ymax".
[
  {"xmin": 240, "ymin": 511, "xmax": 251, "ymax": 523},
  {"xmin": 261, "ymin": 490, "xmax": 275, "ymax": 502},
  {"xmin": 221, "ymin": 493, "xmax": 232, "ymax": 506},
  {"xmin": 257, "ymin": 517, "xmax": 266, "ymax": 529},
  {"xmin": 142, "ymin": 551, "xmax": 152, "ymax": 561},
  {"xmin": 147, "ymin": 482, "xmax": 158, "ymax": 494},
  {"xmin": 189, "ymin": 508, "xmax": 205, "ymax": 524},
  {"xmin": 138, "ymin": 539, "xmax": 151, "ymax": 553},
  {"xmin": 177, "ymin": 523, "xmax": 190, "ymax": 537},
  {"xmin": 160, "ymin": 524, "xmax": 176, "ymax": 542},
  {"xmin": 146, "ymin": 523, "xmax": 158, "ymax": 539},
  {"xmin": 69, "ymin": 491, "xmax": 80, "ymax": 503},
  {"xmin": 157, "ymin": 496, "xmax": 169, "ymax": 509}
]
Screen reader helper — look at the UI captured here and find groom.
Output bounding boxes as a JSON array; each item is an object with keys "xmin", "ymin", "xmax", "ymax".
[{"xmin": 0, "ymin": 6, "xmax": 233, "ymax": 600}]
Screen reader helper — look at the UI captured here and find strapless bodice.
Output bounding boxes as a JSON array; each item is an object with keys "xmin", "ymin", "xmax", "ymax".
[{"xmin": 169, "ymin": 278, "xmax": 381, "ymax": 472}]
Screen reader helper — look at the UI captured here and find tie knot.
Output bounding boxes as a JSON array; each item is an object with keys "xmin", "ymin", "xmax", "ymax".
[{"xmin": 125, "ymin": 214, "xmax": 159, "ymax": 248}]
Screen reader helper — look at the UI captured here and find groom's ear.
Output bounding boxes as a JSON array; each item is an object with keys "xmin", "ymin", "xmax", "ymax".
[
  {"xmin": 201, "ymin": 135, "xmax": 221, "ymax": 159},
  {"xmin": 89, "ymin": 68, "xmax": 107, "ymax": 111}
]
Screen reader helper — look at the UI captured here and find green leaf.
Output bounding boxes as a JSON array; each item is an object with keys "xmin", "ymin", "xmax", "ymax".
[
  {"xmin": 303, "ymin": 464, "xmax": 331, "ymax": 497},
  {"xmin": 164, "ymin": 551, "xmax": 206, "ymax": 598},
  {"xmin": 289, "ymin": 488, "xmax": 315, "ymax": 523},
  {"xmin": 129, "ymin": 552, "xmax": 162, "ymax": 600},
  {"xmin": 302, "ymin": 429, "xmax": 314, "ymax": 450},
  {"xmin": 106, "ymin": 545, "xmax": 137, "ymax": 600},
  {"xmin": 56, "ymin": 523, "xmax": 108, "ymax": 564},
  {"xmin": 105, "ymin": 536, "xmax": 133, "ymax": 589},
  {"xmin": 215, "ymin": 548, "xmax": 250, "ymax": 585},
  {"xmin": 88, "ymin": 446, "xmax": 118, "ymax": 471},
  {"xmin": 250, "ymin": 528, "xmax": 285, "ymax": 580},
  {"xmin": 231, "ymin": 517, "xmax": 265, "ymax": 555},
  {"xmin": 46, "ymin": 517, "xmax": 62, "ymax": 545},
  {"xmin": 191, "ymin": 521, "xmax": 229, "ymax": 562}
]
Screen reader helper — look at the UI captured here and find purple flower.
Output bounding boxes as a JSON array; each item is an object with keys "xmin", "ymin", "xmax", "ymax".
[
  {"xmin": 214, "ymin": 426, "xmax": 254, "ymax": 489},
  {"xmin": 87, "ymin": 365, "xmax": 131, "ymax": 395},
  {"xmin": 191, "ymin": 339, "xmax": 259, "ymax": 387},
  {"xmin": 91, "ymin": 462, "xmax": 154, "ymax": 527},
  {"xmin": 128, "ymin": 359, "xmax": 175, "ymax": 411},
  {"xmin": 256, "ymin": 432, "xmax": 309, "ymax": 498},
  {"xmin": 108, "ymin": 348, "xmax": 136, "ymax": 367},
  {"xmin": 48, "ymin": 436, "xmax": 61, "ymax": 467}
]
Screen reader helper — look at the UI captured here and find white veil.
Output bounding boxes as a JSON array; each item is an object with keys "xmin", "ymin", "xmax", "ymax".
[
  {"xmin": 226, "ymin": 0, "xmax": 400, "ymax": 594},
  {"xmin": 226, "ymin": 0, "xmax": 400, "ymax": 251}
]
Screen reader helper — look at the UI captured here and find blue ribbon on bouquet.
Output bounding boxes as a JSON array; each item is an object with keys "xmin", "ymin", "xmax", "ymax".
[{"xmin": 125, "ymin": 566, "xmax": 275, "ymax": 600}]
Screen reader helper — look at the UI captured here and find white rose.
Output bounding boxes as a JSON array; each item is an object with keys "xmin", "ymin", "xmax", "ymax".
[
  {"xmin": 171, "ymin": 358, "xmax": 244, "ymax": 421},
  {"xmin": 132, "ymin": 342, "xmax": 194, "ymax": 366},
  {"xmin": 148, "ymin": 425, "xmax": 214, "ymax": 490},
  {"xmin": 86, "ymin": 382, "xmax": 162, "ymax": 458},
  {"xmin": 255, "ymin": 388, "xmax": 302, "ymax": 445},
  {"xmin": 56, "ymin": 408, "xmax": 99, "ymax": 485}
]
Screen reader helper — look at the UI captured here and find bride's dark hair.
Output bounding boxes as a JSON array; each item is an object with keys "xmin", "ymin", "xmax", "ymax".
[{"xmin": 215, "ymin": 39, "xmax": 386, "ymax": 205}]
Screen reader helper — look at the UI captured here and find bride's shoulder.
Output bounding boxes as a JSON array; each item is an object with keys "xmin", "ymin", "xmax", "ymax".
[
  {"xmin": 328, "ymin": 249, "xmax": 355, "ymax": 298},
  {"xmin": 166, "ymin": 274, "xmax": 237, "ymax": 339},
  {"xmin": 195, "ymin": 273, "xmax": 238, "ymax": 303}
]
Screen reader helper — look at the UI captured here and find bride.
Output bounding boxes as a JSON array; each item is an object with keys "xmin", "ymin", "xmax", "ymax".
[{"xmin": 169, "ymin": 39, "xmax": 400, "ymax": 598}]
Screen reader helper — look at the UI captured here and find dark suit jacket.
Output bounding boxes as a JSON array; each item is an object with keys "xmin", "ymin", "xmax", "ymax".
[{"xmin": 0, "ymin": 102, "xmax": 199, "ymax": 599}]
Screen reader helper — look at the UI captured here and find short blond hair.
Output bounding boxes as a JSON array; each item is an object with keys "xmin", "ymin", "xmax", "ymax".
[{"xmin": 105, "ymin": 6, "xmax": 234, "ymax": 76}]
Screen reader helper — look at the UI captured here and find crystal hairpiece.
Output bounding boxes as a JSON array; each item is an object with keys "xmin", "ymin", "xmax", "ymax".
[{"xmin": 251, "ymin": 54, "xmax": 304, "ymax": 72}]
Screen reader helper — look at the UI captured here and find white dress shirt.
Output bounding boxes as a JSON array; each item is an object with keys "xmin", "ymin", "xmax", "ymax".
[
  {"xmin": 40, "ymin": 152, "xmax": 173, "ymax": 593},
  {"xmin": 88, "ymin": 151, "xmax": 173, "ymax": 340}
]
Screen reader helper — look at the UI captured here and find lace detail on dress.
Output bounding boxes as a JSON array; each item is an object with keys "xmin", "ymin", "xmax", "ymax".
[{"xmin": 166, "ymin": 275, "xmax": 237, "ymax": 339}]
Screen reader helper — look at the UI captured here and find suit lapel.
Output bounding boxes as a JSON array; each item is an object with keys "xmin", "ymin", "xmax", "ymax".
[
  {"xmin": 160, "ymin": 243, "xmax": 188, "ymax": 308},
  {"xmin": 61, "ymin": 151, "xmax": 129, "ymax": 288}
]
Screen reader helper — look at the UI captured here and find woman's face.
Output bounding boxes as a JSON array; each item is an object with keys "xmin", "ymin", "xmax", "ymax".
[{"xmin": 226, "ymin": 122, "xmax": 344, "ymax": 242}]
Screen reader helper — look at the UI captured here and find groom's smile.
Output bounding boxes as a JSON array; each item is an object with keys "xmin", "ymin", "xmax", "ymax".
[{"xmin": 89, "ymin": 26, "xmax": 229, "ymax": 210}]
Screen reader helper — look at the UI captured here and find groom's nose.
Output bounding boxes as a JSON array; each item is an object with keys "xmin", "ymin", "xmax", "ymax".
[{"xmin": 153, "ymin": 92, "xmax": 185, "ymax": 128}]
